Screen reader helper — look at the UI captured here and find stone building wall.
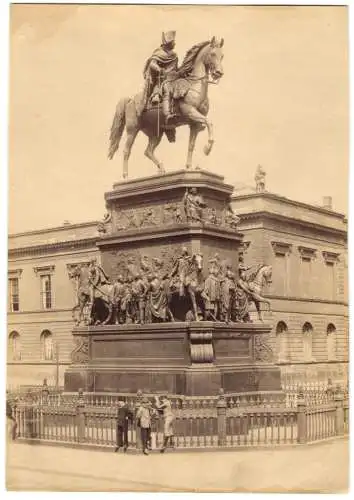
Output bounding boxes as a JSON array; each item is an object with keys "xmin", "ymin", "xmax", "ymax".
[{"xmin": 233, "ymin": 191, "xmax": 348, "ymax": 383}]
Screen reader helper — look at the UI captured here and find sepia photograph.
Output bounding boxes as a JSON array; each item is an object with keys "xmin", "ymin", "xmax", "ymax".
[{"xmin": 4, "ymin": 1, "xmax": 350, "ymax": 493}]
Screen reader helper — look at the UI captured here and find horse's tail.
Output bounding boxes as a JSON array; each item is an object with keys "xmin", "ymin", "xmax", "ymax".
[{"xmin": 108, "ymin": 97, "xmax": 129, "ymax": 160}]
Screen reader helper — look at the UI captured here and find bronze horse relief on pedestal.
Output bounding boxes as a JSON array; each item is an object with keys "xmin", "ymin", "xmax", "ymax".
[{"xmin": 108, "ymin": 37, "xmax": 224, "ymax": 178}]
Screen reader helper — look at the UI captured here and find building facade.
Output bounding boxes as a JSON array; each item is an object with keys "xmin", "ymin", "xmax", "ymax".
[
  {"xmin": 7, "ymin": 189, "xmax": 348, "ymax": 387},
  {"xmin": 7, "ymin": 222, "xmax": 99, "ymax": 387},
  {"xmin": 232, "ymin": 190, "xmax": 348, "ymax": 383}
]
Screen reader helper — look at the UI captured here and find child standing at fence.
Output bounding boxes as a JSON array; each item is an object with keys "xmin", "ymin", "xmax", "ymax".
[
  {"xmin": 115, "ymin": 398, "xmax": 133, "ymax": 453},
  {"xmin": 154, "ymin": 395, "xmax": 175, "ymax": 453}
]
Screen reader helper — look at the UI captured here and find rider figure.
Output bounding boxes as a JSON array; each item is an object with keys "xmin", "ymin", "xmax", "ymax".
[
  {"xmin": 237, "ymin": 257, "xmax": 254, "ymax": 296},
  {"xmin": 143, "ymin": 31, "xmax": 178, "ymax": 124},
  {"xmin": 169, "ymin": 246, "xmax": 192, "ymax": 297}
]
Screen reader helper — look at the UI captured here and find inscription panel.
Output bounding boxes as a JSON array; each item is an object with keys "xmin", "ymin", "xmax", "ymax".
[
  {"xmin": 92, "ymin": 338, "xmax": 186, "ymax": 360},
  {"xmin": 214, "ymin": 338, "xmax": 251, "ymax": 361}
]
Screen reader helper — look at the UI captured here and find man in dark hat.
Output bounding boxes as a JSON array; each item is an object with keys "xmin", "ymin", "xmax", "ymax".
[
  {"xmin": 142, "ymin": 31, "xmax": 178, "ymax": 123},
  {"xmin": 115, "ymin": 398, "xmax": 134, "ymax": 453},
  {"xmin": 136, "ymin": 397, "xmax": 153, "ymax": 455}
]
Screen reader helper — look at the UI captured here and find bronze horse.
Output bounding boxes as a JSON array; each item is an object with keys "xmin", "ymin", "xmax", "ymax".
[
  {"xmin": 69, "ymin": 265, "xmax": 115, "ymax": 326},
  {"xmin": 235, "ymin": 265, "xmax": 272, "ymax": 322},
  {"xmin": 108, "ymin": 37, "xmax": 224, "ymax": 178}
]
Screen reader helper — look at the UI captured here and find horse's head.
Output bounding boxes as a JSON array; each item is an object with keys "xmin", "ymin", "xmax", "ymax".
[
  {"xmin": 204, "ymin": 36, "xmax": 224, "ymax": 82},
  {"xmin": 69, "ymin": 266, "xmax": 80, "ymax": 280},
  {"xmin": 192, "ymin": 253, "xmax": 204, "ymax": 271},
  {"xmin": 261, "ymin": 265, "xmax": 273, "ymax": 286}
]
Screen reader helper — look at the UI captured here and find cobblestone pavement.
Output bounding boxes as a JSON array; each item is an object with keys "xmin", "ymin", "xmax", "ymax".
[{"xmin": 6, "ymin": 439, "xmax": 349, "ymax": 492}]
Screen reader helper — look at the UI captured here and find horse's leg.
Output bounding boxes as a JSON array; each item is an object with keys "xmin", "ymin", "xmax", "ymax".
[
  {"xmin": 188, "ymin": 287, "xmax": 199, "ymax": 322},
  {"xmin": 179, "ymin": 103, "xmax": 214, "ymax": 159},
  {"xmin": 79, "ymin": 295, "xmax": 88, "ymax": 324},
  {"xmin": 254, "ymin": 300, "xmax": 263, "ymax": 322},
  {"xmin": 144, "ymin": 132, "xmax": 165, "ymax": 174},
  {"xmin": 251, "ymin": 291, "xmax": 271, "ymax": 309},
  {"xmin": 186, "ymin": 124, "xmax": 200, "ymax": 170},
  {"xmin": 123, "ymin": 128, "xmax": 138, "ymax": 179}
]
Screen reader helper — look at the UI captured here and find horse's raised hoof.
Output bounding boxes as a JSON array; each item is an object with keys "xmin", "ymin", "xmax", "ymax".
[{"xmin": 203, "ymin": 140, "xmax": 214, "ymax": 156}]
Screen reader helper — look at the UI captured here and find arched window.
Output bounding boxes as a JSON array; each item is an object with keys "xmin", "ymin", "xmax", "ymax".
[
  {"xmin": 275, "ymin": 321, "xmax": 288, "ymax": 362},
  {"xmin": 8, "ymin": 331, "xmax": 21, "ymax": 361},
  {"xmin": 302, "ymin": 322, "xmax": 314, "ymax": 362},
  {"xmin": 327, "ymin": 323, "xmax": 336, "ymax": 361},
  {"xmin": 41, "ymin": 330, "xmax": 54, "ymax": 361}
]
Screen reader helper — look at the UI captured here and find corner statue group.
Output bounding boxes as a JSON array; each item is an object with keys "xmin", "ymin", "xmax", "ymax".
[{"xmin": 108, "ymin": 32, "xmax": 224, "ymax": 179}]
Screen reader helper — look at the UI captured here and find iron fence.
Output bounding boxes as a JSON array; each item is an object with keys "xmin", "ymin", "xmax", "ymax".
[{"xmin": 9, "ymin": 384, "xmax": 348, "ymax": 451}]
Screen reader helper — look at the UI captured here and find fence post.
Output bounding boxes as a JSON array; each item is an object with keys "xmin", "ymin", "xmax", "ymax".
[
  {"xmin": 76, "ymin": 388, "xmax": 86, "ymax": 443},
  {"xmin": 42, "ymin": 379, "xmax": 49, "ymax": 405},
  {"xmin": 217, "ymin": 389, "xmax": 227, "ymax": 447},
  {"xmin": 296, "ymin": 386, "xmax": 307, "ymax": 444},
  {"xmin": 334, "ymin": 384, "xmax": 344, "ymax": 437}
]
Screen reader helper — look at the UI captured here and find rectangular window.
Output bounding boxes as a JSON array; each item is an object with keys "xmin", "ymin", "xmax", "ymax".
[
  {"xmin": 8, "ymin": 278, "xmax": 19, "ymax": 312},
  {"xmin": 301, "ymin": 258, "xmax": 311, "ymax": 298},
  {"xmin": 40, "ymin": 275, "xmax": 52, "ymax": 309},
  {"xmin": 325, "ymin": 262, "xmax": 336, "ymax": 301}
]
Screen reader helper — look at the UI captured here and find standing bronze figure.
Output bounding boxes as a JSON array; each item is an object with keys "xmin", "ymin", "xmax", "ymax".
[{"xmin": 108, "ymin": 34, "xmax": 224, "ymax": 179}]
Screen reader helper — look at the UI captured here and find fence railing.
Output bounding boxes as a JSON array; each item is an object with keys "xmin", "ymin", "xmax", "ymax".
[{"xmin": 9, "ymin": 385, "xmax": 348, "ymax": 451}]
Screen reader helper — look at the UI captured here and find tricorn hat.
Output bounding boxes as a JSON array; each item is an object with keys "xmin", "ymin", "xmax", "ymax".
[{"xmin": 162, "ymin": 31, "xmax": 176, "ymax": 45}]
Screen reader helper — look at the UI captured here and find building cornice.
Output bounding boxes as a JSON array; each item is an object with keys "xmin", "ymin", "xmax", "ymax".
[
  {"xmin": 8, "ymin": 237, "xmax": 98, "ymax": 259},
  {"xmin": 263, "ymin": 293, "xmax": 348, "ymax": 306},
  {"xmin": 238, "ymin": 211, "xmax": 347, "ymax": 239},
  {"xmin": 232, "ymin": 192, "xmax": 346, "ymax": 220},
  {"xmin": 97, "ymin": 223, "xmax": 244, "ymax": 248},
  {"xmin": 8, "ymin": 221, "xmax": 99, "ymax": 239}
]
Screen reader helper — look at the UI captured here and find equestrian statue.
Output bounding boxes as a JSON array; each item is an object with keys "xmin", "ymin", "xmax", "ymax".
[
  {"xmin": 69, "ymin": 259, "xmax": 116, "ymax": 326},
  {"xmin": 70, "ymin": 251, "xmax": 272, "ymax": 326},
  {"xmin": 108, "ymin": 32, "xmax": 224, "ymax": 178}
]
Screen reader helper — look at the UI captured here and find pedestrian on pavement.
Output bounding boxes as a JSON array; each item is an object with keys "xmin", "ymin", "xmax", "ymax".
[
  {"xmin": 136, "ymin": 397, "xmax": 152, "ymax": 455},
  {"xmin": 115, "ymin": 398, "xmax": 134, "ymax": 453},
  {"xmin": 154, "ymin": 395, "xmax": 175, "ymax": 453}
]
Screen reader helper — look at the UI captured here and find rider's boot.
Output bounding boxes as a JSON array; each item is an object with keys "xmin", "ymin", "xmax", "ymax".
[{"xmin": 162, "ymin": 91, "xmax": 174, "ymax": 125}]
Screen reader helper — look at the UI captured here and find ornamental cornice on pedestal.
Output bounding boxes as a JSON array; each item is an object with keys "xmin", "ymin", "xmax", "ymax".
[{"xmin": 108, "ymin": 169, "xmax": 234, "ymax": 201}]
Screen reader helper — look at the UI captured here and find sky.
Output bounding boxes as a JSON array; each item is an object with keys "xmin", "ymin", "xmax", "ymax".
[{"xmin": 8, "ymin": 4, "xmax": 349, "ymax": 233}]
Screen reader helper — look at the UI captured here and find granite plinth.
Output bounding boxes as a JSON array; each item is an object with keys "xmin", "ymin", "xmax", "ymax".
[{"xmin": 64, "ymin": 322, "xmax": 281, "ymax": 396}]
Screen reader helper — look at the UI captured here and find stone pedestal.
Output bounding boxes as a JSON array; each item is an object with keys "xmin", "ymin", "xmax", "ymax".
[
  {"xmin": 64, "ymin": 169, "xmax": 281, "ymax": 396},
  {"xmin": 64, "ymin": 322, "xmax": 281, "ymax": 395},
  {"xmin": 97, "ymin": 169, "xmax": 243, "ymax": 299}
]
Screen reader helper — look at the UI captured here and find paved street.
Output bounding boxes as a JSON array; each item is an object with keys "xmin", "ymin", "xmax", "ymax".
[{"xmin": 6, "ymin": 438, "xmax": 349, "ymax": 492}]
